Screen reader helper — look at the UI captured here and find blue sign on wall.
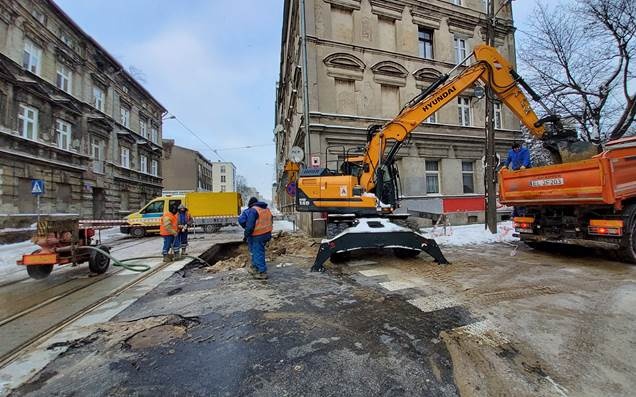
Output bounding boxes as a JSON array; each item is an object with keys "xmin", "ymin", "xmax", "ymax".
[{"xmin": 31, "ymin": 179, "xmax": 45, "ymax": 196}]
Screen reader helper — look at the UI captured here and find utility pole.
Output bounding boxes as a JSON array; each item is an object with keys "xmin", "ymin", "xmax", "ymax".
[
  {"xmin": 484, "ymin": 0, "xmax": 497, "ymax": 233},
  {"xmin": 299, "ymin": 0, "xmax": 311, "ymax": 165}
]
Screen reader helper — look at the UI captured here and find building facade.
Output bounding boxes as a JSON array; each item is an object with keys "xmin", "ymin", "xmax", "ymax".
[
  {"xmin": 275, "ymin": 0, "xmax": 519, "ymax": 230},
  {"xmin": 211, "ymin": 161, "xmax": 236, "ymax": 192},
  {"xmin": 0, "ymin": 0, "xmax": 165, "ymax": 226},
  {"xmin": 162, "ymin": 139, "xmax": 214, "ymax": 192}
]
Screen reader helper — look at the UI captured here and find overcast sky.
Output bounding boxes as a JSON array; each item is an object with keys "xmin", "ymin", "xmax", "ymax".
[{"xmin": 56, "ymin": 0, "xmax": 543, "ymax": 201}]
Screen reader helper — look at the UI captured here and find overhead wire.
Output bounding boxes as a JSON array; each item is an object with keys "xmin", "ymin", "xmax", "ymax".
[{"xmin": 166, "ymin": 114, "xmax": 225, "ymax": 161}]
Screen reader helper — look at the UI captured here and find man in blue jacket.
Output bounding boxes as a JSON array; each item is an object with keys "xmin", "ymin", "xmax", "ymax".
[
  {"xmin": 505, "ymin": 142, "xmax": 531, "ymax": 170},
  {"xmin": 239, "ymin": 197, "xmax": 273, "ymax": 280}
]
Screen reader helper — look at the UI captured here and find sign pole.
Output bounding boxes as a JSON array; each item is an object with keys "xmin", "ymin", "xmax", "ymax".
[{"xmin": 37, "ymin": 194, "xmax": 41, "ymax": 224}]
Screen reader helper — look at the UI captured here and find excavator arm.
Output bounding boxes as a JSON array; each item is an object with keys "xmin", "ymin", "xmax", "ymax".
[{"xmin": 360, "ymin": 44, "xmax": 547, "ymax": 192}]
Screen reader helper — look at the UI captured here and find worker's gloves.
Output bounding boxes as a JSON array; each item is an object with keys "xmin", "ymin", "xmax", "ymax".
[{"xmin": 520, "ymin": 166, "xmax": 526, "ymax": 170}]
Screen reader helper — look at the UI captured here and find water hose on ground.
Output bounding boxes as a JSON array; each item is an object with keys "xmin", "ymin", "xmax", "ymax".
[{"xmin": 78, "ymin": 246, "xmax": 210, "ymax": 272}]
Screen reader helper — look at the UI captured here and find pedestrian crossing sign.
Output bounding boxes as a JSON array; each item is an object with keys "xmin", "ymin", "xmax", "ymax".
[{"xmin": 31, "ymin": 179, "xmax": 44, "ymax": 195}]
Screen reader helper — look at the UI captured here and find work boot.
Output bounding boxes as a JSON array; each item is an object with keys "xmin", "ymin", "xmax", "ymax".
[
  {"xmin": 167, "ymin": 253, "xmax": 174, "ymax": 262},
  {"xmin": 247, "ymin": 265, "xmax": 257, "ymax": 275},
  {"xmin": 181, "ymin": 247, "xmax": 187, "ymax": 256},
  {"xmin": 163, "ymin": 254, "xmax": 171, "ymax": 263},
  {"xmin": 173, "ymin": 251, "xmax": 181, "ymax": 260},
  {"xmin": 253, "ymin": 272, "xmax": 268, "ymax": 280}
]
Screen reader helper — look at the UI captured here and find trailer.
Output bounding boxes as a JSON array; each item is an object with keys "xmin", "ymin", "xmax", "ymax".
[
  {"xmin": 17, "ymin": 218, "xmax": 110, "ymax": 279},
  {"xmin": 499, "ymin": 136, "xmax": 636, "ymax": 262}
]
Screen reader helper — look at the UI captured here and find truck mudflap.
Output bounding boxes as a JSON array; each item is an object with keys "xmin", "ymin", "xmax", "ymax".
[{"xmin": 310, "ymin": 218, "xmax": 449, "ymax": 272}]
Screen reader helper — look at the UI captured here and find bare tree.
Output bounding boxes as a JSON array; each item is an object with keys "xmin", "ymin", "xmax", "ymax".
[{"xmin": 519, "ymin": 0, "xmax": 635, "ymax": 141}]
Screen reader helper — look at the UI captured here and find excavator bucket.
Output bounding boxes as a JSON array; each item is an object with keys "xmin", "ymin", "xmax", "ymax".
[{"xmin": 310, "ymin": 218, "xmax": 449, "ymax": 272}]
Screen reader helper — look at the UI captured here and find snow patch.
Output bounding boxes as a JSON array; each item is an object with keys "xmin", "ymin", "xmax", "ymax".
[
  {"xmin": 0, "ymin": 240, "xmax": 39, "ymax": 277},
  {"xmin": 422, "ymin": 221, "xmax": 518, "ymax": 246},
  {"xmin": 273, "ymin": 220, "xmax": 296, "ymax": 232}
]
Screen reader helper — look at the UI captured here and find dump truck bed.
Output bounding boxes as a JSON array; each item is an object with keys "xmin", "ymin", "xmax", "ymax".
[{"xmin": 499, "ymin": 137, "xmax": 636, "ymax": 208}]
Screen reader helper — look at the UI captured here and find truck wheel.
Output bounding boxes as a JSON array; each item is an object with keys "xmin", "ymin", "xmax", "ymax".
[
  {"xmin": 204, "ymin": 224, "xmax": 220, "ymax": 233},
  {"xmin": 393, "ymin": 248, "xmax": 420, "ymax": 259},
  {"xmin": 130, "ymin": 227, "xmax": 146, "ymax": 238},
  {"xmin": 619, "ymin": 206, "xmax": 636, "ymax": 264},
  {"xmin": 27, "ymin": 265, "xmax": 53, "ymax": 279},
  {"xmin": 89, "ymin": 245, "xmax": 111, "ymax": 274}
]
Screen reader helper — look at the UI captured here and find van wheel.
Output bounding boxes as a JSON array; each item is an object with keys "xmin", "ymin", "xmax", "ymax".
[
  {"xmin": 619, "ymin": 205, "xmax": 636, "ymax": 264},
  {"xmin": 27, "ymin": 265, "xmax": 53, "ymax": 279},
  {"xmin": 130, "ymin": 227, "xmax": 146, "ymax": 238}
]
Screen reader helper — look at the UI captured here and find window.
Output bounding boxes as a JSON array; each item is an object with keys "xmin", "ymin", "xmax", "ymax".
[
  {"xmin": 18, "ymin": 104, "xmax": 38, "ymax": 140},
  {"xmin": 221, "ymin": 175, "xmax": 226, "ymax": 183},
  {"xmin": 151, "ymin": 159, "xmax": 158, "ymax": 176},
  {"xmin": 150, "ymin": 126, "xmax": 158, "ymax": 143},
  {"xmin": 55, "ymin": 119, "xmax": 71, "ymax": 150},
  {"xmin": 481, "ymin": 0, "xmax": 488, "ymax": 12},
  {"xmin": 141, "ymin": 200, "xmax": 164, "ymax": 214},
  {"xmin": 220, "ymin": 185, "xmax": 226, "ymax": 192},
  {"xmin": 93, "ymin": 86, "xmax": 105, "ymax": 111},
  {"xmin": 120, "ymin": 106, "xmax": 130, "ymax": 128},
  {"xmin": 120, "ymin": 147, "xmax": 130, "ymax": 168},
  {"xmin": 454, "ymin": 37, "xmax": 467, "ymax": 64},
  {"xmin": 220, "ymin": 166, "xmax": 226, "ymax": 173},
  {"xmin": 56, "ymin": 64, "xmax": 72, "ymax": 93},
  {"xmin": 418, "ymin": 28, "xmax": 433, "ymax": 59},
  {"xmin": 458, "ymin": 97, "xmax": 471, "ymax": 126},
  {"xmin": 424, "ymin": 112, "xmax": 437, "ymax": 124},
  {"xmin": 60, "ymin": 32, "xmax": 74, "ymax": 48},
  {"xmin": 140, "ymin": 155, "xmax": 148, "ymax": 173},
  {"xmin": 92, "ymin": 140, "xmax": 104, "ymax": 173},
  {"xmin": 32, "ymin": 9, "xmax": 47, "ymax": 24},
  {"xmin": 451, "ymin": 0, "xmax": 462, "ymax": 5},
  {"xmin": 425, "ymin": 160, "xmax": 440, "ymax": 194},
  {"xmin": 22, "ymin": 39, "xmax": 42, "ymax": 75},
  {"xmin": 462, "ymin": 160, "xmax": 475, "ymax": 194},
  {"xmin": 140, "ymin": 119, "xmax": 147, "ymax": 138},
  {"xmin": 494, "ymin": 102, "xmax": 502, "ymax": 129}
]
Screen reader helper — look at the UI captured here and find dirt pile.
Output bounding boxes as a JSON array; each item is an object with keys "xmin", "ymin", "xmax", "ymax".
[
  {"xmin": 268, "ymin": 231, "xmax": 317, "ymax": 258},
  {"xmin": 205, "ymin": 231, "xmax": 317, "ymax": 274}
]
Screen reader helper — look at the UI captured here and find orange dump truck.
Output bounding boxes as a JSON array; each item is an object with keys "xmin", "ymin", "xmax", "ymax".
[{"xmin": 499, "ymin": 136, "xmax": 636, "ymax": 262}]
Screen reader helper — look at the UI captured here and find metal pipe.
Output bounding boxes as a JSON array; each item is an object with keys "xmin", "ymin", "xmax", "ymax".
[{"xmin": 299, "ymin": 0, "xmax": 311, "ymax": 164}]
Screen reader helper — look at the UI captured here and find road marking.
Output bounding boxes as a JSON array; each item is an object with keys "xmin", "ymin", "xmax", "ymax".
[{"xmin": 408, "ymin": 295, "xmax": 459, "ymax": 312}]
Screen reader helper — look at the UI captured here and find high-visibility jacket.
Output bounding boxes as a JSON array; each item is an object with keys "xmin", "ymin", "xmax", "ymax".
[
  {"xmin": 252, "ymin": 206, "xmax": 273, "ymax": 236},
  {"xmin": 160, "ymin": 212, "xmax": 178, "ymax": 236}
]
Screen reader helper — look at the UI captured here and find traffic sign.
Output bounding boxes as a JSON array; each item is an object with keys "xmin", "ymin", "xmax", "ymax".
[
  {"xmin": 31, "ymin": 179, "xmax": 44, "ymax": 195},
  {"xmin": 286, "ymin": 182, "xmax": 297, "ymax": 197}
]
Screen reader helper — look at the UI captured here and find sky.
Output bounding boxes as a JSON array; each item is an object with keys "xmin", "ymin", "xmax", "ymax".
[{"xmin": 55, "ymin": 0, "xmax": 543, "ymax": 201}]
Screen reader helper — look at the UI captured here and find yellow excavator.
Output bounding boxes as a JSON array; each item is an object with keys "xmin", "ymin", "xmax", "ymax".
[{"xmin": 297, "ymin": 44, "xmax": 596, "ymax": 271}]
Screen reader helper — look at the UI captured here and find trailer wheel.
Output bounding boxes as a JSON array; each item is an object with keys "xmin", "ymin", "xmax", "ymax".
[
  {"xmin": 204, "ymin": 224, "xmax": 220, "ymax": 233},
  {"xmin": 393, "ymin": 248, "xmax": 420, "ymax": 259},
  {"xmin": 27, "ymin": 265, "xmax": 53, "ymax": 279},
  {"xmin": 89, "ymin": 245, "xmax": 111, "ymax": 274},
  {"xmin": 130, "ymin": 227, "xmax": 146, "ymax": 238},
  {"xmin": 619, "ymin": 206, "xmax": 636, "ymax": 264}
]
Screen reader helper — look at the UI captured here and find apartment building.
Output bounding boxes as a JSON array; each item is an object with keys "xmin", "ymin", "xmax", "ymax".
[
  {"xmin": 211, "ymin": 161, "xmax": 236, "ymax": 192},
  {"xmin": 161, "ymin": 139, "xmax": 214, "ymax": 192},
  {"xmin": 0, "ymin": 0, "xmax": 165, "ymax": 226},
  {"xmin": 275, "ymin": 0, "xmax": 519, "ymax": 231}
]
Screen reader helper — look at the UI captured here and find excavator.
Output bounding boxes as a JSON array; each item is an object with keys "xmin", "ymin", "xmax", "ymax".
[{"xmin": 296, "ymin": 44, "xmax": 597, "ymax": 272}]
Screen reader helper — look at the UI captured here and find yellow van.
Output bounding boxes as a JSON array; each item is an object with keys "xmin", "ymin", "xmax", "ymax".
[{"xmin": 121, "ymin": 192, "xmax": 242, "ymax": 237}]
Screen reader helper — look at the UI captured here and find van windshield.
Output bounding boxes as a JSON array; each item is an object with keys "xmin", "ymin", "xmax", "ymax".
[{"xmin": 141, "ymin": 200, "xmax": 164, "ymax": 214}]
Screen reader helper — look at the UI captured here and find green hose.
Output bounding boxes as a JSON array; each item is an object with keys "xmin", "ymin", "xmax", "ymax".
[{"xmin": 79, "ymin": 246, "xmax": 209, "ymax": 273}]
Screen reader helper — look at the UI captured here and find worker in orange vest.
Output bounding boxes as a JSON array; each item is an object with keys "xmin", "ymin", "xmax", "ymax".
[
  {"xmin": 238, "ymin": 196, "xmax": 273, "ymax": 279},
  {"xmin": 160, "ymin": 204, "xmax": 179, "ymax": 262}
]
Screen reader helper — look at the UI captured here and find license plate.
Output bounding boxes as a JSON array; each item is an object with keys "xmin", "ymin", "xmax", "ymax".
[{"xmin": 530, "ymin": 177, "xmax": 564, "ymax": 187}]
